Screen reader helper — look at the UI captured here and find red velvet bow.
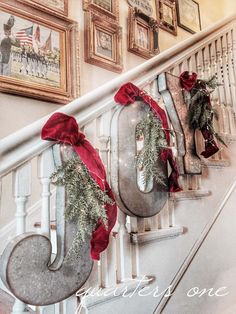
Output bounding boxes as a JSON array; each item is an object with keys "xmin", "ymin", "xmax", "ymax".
[
  {"xmin": 180, "ymin": 71, "xmax": 220, "ymax": 158},
  {"xmin": 41, "ymin": 112, "xmax": 117, "ymax": 260},
  {"xmin": 179, "ymin": 71, "xmax": 198, "ymax": 91},
  {"xmin": 114, "ymin": 82, "xmax": 182, "ymax": 192}
]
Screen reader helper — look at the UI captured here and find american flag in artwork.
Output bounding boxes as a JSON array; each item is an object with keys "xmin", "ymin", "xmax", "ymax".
[{"xmin": 16, "ymin": 26, "xmax": 33, "ymax": 45}]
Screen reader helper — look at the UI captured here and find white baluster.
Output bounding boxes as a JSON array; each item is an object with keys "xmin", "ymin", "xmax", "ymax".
[
  {"xmin": 222, "ymin": 104, "xmax": 230, "ymax": 134},
  {"xmin": 38, "ymin": 305, "xmax": 55, "ymax": 314},
  {"xmin": 12, "ymin": 162, "xmax": 31, "ymax": 314},
  {"xmin": 159, "ymin": 201, "xmax": 170, "ymax": 228},
  {"xmin": 179, "ymin": 60, "xmax": 188, "ymax": 74},
  {"xmin": 229, "ymin": 106, "xmax": 236, "ymax": 135},
  {"xmin": 38, "ymin": 148, "xmax": 55, "ymax": 237},
  {"xmin": 116, "ymin": 210, "xmax": 132, "ymax": 282},
  {"xmin": 196, "ymin": 50, "xmax": 204, "ymax": 79},
  {"xmin": 203, "ymin": 45, "xmax": 211, "ymax": 79},
  {"xmin": 189, "ymin": 54, "xmax": 197, "ymax": 72},
  {"xmin": 216, "ymin": 37, "xmax": 226, "ymax": 106},
  {"xmin": 149, "ymin": 79, "xmax": 160, "ymax": 102},
  {"xmin": 156, "ymin": 211, "xmax": 163, "ymax": 229},
  {"xmin": 100, "ymin": 234, "xmax": 117, "ymax": 288},
  {"xmin": 62, "ymin": 296, "xmax": 78, "ymax": 314},
  {"xmin": 129, "ymin": 217, "xmax": 140, "ymax": 278},
  {"xmin": 226, "ymin": 31, "xmax": 236, "ymax": 109},
  {"xmin": 189, "ymin": 54, "xmax": 197, "ymax": 73},
  {"xmin": 221, "ymin": 34, "xmax": 233, "ymax": 106},
  {"xmin": 171, "ymin": 65, "xmax": 180, "ymax": 77},
  {"xmin": 137, "ymin": 217, "xmax": 145, "ymax": 233},
  {"xmin": 167, "ymin": 198, "xmax": 175, "ymax": 227},
  {"xmin": 144, "ymin": 218, "xmax": 151, "ymax": 231}
]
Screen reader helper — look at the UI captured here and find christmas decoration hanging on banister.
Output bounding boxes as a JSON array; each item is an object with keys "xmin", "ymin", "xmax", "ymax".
[
  {"xmin": 179, "ymin": 71, "xmax": 227, "ymax": 158},
  {"xmin": 114, "ymin": 82, "xmax": 182, "ymax": 193},
  {"xmin": 41, "ymin": 112, "xmax": 117, "ymax": 261}
]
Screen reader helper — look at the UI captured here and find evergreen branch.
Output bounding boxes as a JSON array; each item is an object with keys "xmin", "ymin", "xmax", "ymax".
[
  {"xmin": 51, "ymin": 157, "xmax": 113, "ymax": 258},
  {"xmin": 135, "ymin": 110, "xmax": 167, "ymax": 188}
]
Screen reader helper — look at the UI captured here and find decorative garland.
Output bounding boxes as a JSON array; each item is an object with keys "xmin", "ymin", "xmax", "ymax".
[
  {"xmin": 50, "ymin": 157, "xmax": 114, "ymax": 259},
  {"xmin": 41, "ymin": 112, "xmax": 117, "ymax": 261},
  {"xmin": 135, "ymin": 109, "xmax": 167, "ymax": 188},
  {"xmin": 180, "ymin": 71, "xmax": 226, "ymax": 158},
  {"xmin": 114, "ymin": 82, "xmax": 182, "ymax": 192}
]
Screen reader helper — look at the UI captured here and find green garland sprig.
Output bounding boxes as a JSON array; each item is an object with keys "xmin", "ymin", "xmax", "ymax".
[
  {"xmin": 187, "ymin": 76, "xmax": 227, "ymax": 147},
  {"xmin": 135, "ymin": 109, "xmax": 168, "ymax": 188},
  {"xmin": 50, "ymin": 157, "xmax": 114, "ymax": 258}
]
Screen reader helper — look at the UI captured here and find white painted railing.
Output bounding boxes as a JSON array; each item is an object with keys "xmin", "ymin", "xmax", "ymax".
[{"xmin": 1, "ymin": 14, "xmax": 236, "ymax": 314}]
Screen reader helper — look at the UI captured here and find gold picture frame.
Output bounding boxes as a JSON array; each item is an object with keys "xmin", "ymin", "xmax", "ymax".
[
  {"xmin": 83, "ymin": 0, "xmax": 119, "ymax": 22},
  {"xmin": 17, "ymin": 0, "xmax": 68, "ymax": 17},
  {"xmin": 84, "ymin": 11, "xmax": 123, "ymax": 73},
  {"xmin": 0, "ymin": 0, "xmax": 79, "ymax": 104},
  {"xmin": 176, "ymin": 0, "xmax": 201, "ymax": 34},
  {"xmin": 156, "ymin": 0, "xmax": 177, "ymax": 36},
  {"xmin": 128, "ymin": 8, "xmax": 159, "ymax": 59}
]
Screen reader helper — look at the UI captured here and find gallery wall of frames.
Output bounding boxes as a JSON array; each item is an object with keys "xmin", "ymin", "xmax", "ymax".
[{"xmin": 0, "ymin": 0, "xmax": 201, "ymax": 103}]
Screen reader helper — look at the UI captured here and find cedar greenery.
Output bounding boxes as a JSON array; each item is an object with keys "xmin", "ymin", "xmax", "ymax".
[
  {"xmin": 50, "ymin": 157, "xmax": 113, "ymax": 258},
  {"xmin": 187, "ymin": 76, "xmax": 227, "ymax": 147},
  {"xmin": 135, "ymin": 109, "xmax": 167, "ymax": 188}
]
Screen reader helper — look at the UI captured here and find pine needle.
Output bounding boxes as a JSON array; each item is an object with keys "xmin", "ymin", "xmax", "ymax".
[
  {"xmin": 135, "ymin": 109, "xmax": 167, "ymax": 188},
  {"xmin": 51, "ymin": 157, "xmax": 114, "ymax": 258}
]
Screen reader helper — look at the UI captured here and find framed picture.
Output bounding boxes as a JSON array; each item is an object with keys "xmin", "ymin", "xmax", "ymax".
[
  {"xmin": 156, "ymin": 0, "xmax": 177, "ymax": 35},
  {"xmin": 84, "ymin": 12, "xmax": 122, "ymax": 73},
  {"xmin": 176, "ymin": 0, "xmax": 201, "ymax": 34},
  {"xmin": 128, "ymin": 8, "xmax": 159, "ymax": 59},
  {"xmin": 0, "ymin": 0, "xmax": 79, "ymax": 104},
  {"xmin": 17, "ymin": 0, "xmax": 68, "ymax": 17},
  {"xmin": 83, "ymin": 0, "xmax": 119, "ymax": 22}
]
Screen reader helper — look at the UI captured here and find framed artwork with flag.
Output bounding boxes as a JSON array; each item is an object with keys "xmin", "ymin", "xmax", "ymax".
[
  {"xmin": 16, "ymin": 0, "xmax": 68, "ymax": 17},
  {"xmin": 0, "ymin": 0, "xmax": 79, "ymax": 103}
]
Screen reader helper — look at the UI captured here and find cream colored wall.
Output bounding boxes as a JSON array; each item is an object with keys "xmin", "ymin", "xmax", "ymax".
[{"xmin": 0, "ymin": 0, "xmax": 235, "ymax": 139}]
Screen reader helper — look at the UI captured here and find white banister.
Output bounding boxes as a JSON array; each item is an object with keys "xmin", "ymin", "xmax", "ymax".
[
  {"xmin": 12, "ymin": 162, "xmax": 31, "ymax": 314},
  {"xmin": 1, "ymin": 16, "xmax": 236, "ymax": 178}
]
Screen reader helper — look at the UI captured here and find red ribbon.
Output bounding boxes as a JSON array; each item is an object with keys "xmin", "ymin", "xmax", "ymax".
[
  {"xmin": 179, "ymin": 71, "xmax": 219, "ymax": 158},
  {"xmin": 114, "ymin": 82, "xmax": 182, "ymax": 193},
  {"xmin": 179, "ymin": 71, "xmax": 198, "ymax": 91},
  {"xmin": 41, "ymin": 112, "xmax": 117, "ymax": 261}
]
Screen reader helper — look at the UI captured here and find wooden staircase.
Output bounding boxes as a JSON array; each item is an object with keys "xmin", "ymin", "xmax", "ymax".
[{"xmin": 0, "ymin": 13, "xmax": 236, "ymax": 314}]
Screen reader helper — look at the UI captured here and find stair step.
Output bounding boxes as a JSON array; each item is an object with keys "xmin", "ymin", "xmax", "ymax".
[
  {"xmin": 131, "ymin": 226, "xmax": 184, "ymax": 244},
  {"xmin": 201, "ymin": 159, "xmax": 230, "ymax": 168},
  {"xmin": 170, "ymin": 189, "xmax": 211, "ymax": 201}
]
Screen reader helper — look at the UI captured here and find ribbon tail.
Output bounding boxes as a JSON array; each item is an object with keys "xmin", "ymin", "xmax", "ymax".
[
  {"xmin": 200, "ymin": 127, "xmax": 219, "ymax": 158},
  {"xmin": 90, "ymin": 183, "xmax": 117, "ymax": 261},
  {"xmin": 166, "ymin": 149, "xmax": 182, "ymax": 193}
]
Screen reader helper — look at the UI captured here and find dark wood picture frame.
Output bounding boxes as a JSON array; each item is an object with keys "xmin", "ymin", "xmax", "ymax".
[
  {"xmin": 176, "ymin": 0, "xmax": 201, "ymax": 34},
  {"xmin": 84, "ymin": 11, "xmax": 123, "ymax": 73},
  {"xmin": 156, "ymin": 0, "xmax": 177, "ymax": 36},
  {"xmin": 128, "ymin": 8, "xmax": 159, "ymax": 59},
  {"xmin": 0, "ymin": 0, "xmax": 79, "ymax": 104},
  {"xmin": 83, "ymin": 0, "xmax": 119, "ymax": 22}
]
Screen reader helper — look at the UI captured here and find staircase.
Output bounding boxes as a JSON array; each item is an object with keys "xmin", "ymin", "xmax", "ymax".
[{"xmin": 1, "ymin": 14, "xmax": 236, "ymax": 314}]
